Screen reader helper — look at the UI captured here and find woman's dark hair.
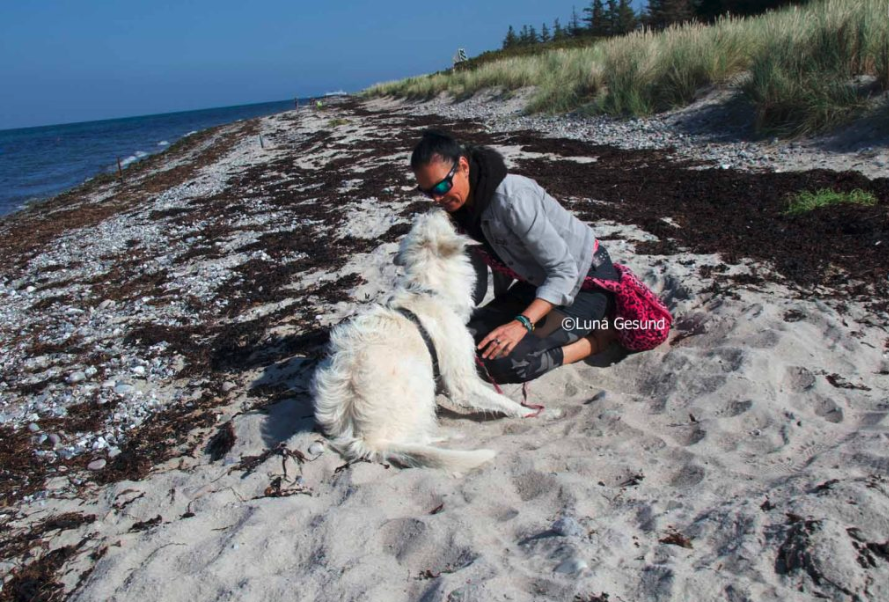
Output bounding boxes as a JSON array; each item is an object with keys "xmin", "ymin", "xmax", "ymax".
[{"xmin": 410, "ymin": 130, "xmax": 467, "ymax": 170}]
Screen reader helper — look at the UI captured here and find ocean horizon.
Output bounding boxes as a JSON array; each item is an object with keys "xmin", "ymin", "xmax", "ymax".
[{"xmin": 0, "ymin": 96, "xmax": 328, "ymax": 218}]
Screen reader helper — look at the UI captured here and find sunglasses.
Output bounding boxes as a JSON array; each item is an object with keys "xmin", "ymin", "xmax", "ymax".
[{"xmin": 416, "ymin": 161, "xmax": 459, "ymax": 198}]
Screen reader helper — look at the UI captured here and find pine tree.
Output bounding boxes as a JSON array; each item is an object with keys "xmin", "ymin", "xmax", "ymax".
[
  {"xmin": 569, "ymin": 6, "xmax": 582, "ymax": 37},
  {"xmin": 644, "ymin": 0, "xmax": 665, "ymax": 29},
  {"xmin": 605, "ymin": 0, "xmax": 619, "ymax": 35},
  {"xmin": 616, "ymin": 0, "xmax": 637, "ymax": 33},
  {"xmin": 503, "ymin": 25, "xmax": 518, "ymax": 49},
  {"xmin": 553, "ymin": 18, "xmax": 566, "ymax": 41},
  {"xmin": 540, "ymin": 22, "xmax": 551, "ymax": 43},
  {"xmin": 528, "ymin": 24, "xmax": 539, "ymax": 44},
  {"xmin": 583, "ymin": 0, "xmax": 607, "ymax": 36},
  {"xmin": 647, "ymin": 0, "xmax": 695, "ymax": 29},
  {"xmin": 695, "ymin": 0, "xmax": 726, "ymax": 22},
  {"xmin": 665, "ymin": 0, "xmax": 695, "ymax": 25},
  {"xmin": 520, "ymin": 24, "xmax": 531, "ymax": 45}
]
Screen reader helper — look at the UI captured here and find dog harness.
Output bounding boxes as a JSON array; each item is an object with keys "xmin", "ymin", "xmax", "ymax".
[{"xmin": 392, "ymin": 307, "xmax": 444, "ymax": 395}]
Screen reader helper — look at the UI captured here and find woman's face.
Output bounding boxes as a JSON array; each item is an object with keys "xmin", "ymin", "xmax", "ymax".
[{"xmin": 413, "ymin": 155, "xmax": 471, "ymax": 213}]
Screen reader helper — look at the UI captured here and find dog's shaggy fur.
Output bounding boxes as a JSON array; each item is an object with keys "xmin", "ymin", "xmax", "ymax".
[{"xmin": 312, "ymin": 210, "xmax": 533, "ymax": 472}]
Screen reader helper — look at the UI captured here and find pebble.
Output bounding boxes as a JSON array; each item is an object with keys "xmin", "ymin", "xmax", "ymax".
[
  {"xmin": 131, "ymin": 366, "xmax": 146, "ymax": 377},
  {"xmin": 308, "ymin": 442, "xmax": 325, "ymax": 456},
  {"xmin": 115, "ymin": 383, "xmax": 135, "ymax": 395},
  {"xmin": 551, "ymin": 516, "xmax": 585, "ymax": 538},
  {"xmin": 28, "ymin": 423, "xmax": 40, "ymax": 432},
  {"xmin": 87, "ymin": 459, "xmax": 107, "ymax": 471},
  {"xmin": 67, "ymin": 371, "xmax": 86, "ymax": 384},
  {"xmin": 48, "ymin": 434, "xmax": 61, "ymax": 447},
  {"xmin": 554, "ymin": 557, "xmax": 588, "ymax": 574}
]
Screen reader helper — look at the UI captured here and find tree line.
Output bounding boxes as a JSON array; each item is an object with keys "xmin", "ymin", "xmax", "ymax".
[{"xmin": 502, "ymin": 0, "xmax": 808, "ymax": 48}]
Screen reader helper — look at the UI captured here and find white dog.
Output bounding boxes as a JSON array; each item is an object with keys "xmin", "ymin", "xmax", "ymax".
[{"xmin": 312, "ymin": 210, "xmax": 534, "ymax": 472}]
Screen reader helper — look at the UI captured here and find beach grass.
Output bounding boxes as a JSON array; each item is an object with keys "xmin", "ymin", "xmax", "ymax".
[
  {"xmin": 785, "ymin": 188, "xmax": 878, "ymax": 215},
  {"xmin": 363, "ymin": 0, "xmax": 889, "ymax": 135}
]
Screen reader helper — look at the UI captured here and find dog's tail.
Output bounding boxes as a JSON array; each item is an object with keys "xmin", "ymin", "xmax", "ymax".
[
  {"xmin": 339, "ymin": 438, "xmax": 496, "ymax": 473},
  {"xmin": 384, "ymin": 443, "xmax": 496, "ymax": 473}
]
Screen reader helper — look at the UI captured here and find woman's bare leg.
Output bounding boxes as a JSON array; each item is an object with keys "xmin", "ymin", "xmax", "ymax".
[{"xmin": 561, "ymin": 327, "xmax": 617, "ymax": 365}]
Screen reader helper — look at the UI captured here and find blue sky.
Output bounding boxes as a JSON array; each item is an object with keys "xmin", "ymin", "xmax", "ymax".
[{"xmin": 1, "ymin": 1, "xmax": 646, "ymax": 130}]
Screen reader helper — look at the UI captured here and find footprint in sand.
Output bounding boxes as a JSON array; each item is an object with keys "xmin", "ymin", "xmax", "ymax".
[
  {"xmin": 742, "ymin": 431, "xmax": 853, "ymax": 478},
  {"xmin": 380, "ymin": 517, "xmax": 427, "ymax": 563},
  {"xmin": 811, "ymin": 394, "xmax": 845, "ymax": 424},
  {"xmin": 783, "ymin": 366, "xmax": 816, "ymax": 392},
  {"xmin": 726, "ymin": 399, "xmax": 753, "ymax": 416},
  {"xmin": 673, "ymin": 426, "xmax": 706, "ymax": 447},
  {"xmin": 513, "ymin": 471, "xmax": 560, "ymax": 502},
  {"xmin": 670, "ymin": 463, "xmax": 706, "ymax": 488}
]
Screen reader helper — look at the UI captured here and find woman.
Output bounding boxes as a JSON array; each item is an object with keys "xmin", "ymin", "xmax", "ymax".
[{"xmin": 410, "ymin": 130, "xmax": 621, "ymax": 384}]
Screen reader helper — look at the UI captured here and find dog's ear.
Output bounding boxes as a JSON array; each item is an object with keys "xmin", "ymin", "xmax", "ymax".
[
  {"xmin": 429, "ymin": 235, "xmax": 464, "ymax": 258},
  {"xmin": 425, "ymin": 211, "xmax": 467, "ymax": 258}
]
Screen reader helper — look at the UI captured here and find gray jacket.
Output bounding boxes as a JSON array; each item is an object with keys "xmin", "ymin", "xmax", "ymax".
[{"xmin": 480, "ymin": 174, "xmax": 596, "ymax": 307}]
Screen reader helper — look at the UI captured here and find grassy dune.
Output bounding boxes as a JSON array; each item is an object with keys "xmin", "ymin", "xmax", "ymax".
[{"xmin": 364, "ymin": 0, "xmax": 889, "ymax": 136}]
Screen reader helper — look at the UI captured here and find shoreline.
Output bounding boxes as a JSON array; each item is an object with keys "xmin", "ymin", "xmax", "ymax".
[
  {"xmin": 1, "ymin": 95, "xmax": 888, "ymax": 601},
  {"xmin": 0, "ymin": 99, "xmax": 303, "ymax": 220}
]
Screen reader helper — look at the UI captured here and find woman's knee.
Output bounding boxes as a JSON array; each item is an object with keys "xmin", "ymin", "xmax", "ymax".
[{"xmin": 480, "ymin": 340, "xmax": 564, "ymax": 384}]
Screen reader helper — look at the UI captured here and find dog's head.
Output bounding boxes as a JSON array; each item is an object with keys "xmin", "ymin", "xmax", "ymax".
[
  {"xmin": 395, "ymin": 210, "xmax": 469, "ymax": 265},
  {"xmin": 395, "ymin": 210, "xmax": 477, "ymax": 316}
]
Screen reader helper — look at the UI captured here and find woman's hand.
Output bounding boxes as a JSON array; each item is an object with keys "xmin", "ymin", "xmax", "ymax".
[{"xmin": 478, "ymin": 320, "xmax": 529, "ymax": 360}]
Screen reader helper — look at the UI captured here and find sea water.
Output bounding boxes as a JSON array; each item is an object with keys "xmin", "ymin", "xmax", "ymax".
[{"xmin": 0, "ymin": 98, "xmax": 316, "ymax": 217}]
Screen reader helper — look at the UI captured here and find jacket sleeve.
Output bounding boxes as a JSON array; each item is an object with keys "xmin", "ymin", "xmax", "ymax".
[{"xmin": 504, "ymin": 184, "xmax": 578, "ymax": 306}]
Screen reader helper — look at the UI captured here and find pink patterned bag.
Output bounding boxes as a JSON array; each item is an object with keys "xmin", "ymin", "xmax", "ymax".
[{"xmin": 584, "ymin": 264, "xmax": 672, "ymax": 352}]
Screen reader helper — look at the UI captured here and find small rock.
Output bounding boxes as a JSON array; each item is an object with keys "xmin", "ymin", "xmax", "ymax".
[
  {"xmin": 87, "ymin": 459, "xmax": 106, "ymax": 471},
  {"xmin": 108, "ymin": 447, "xmax": 121, "ymax": 458},
  {"xmin": 49, "ymin": 434, "xmax": 62, "ymax": 447},
  {"xmin": 114, "ymin": 383, "xmax": 135, "ymax": 395},
  {"xmin": 221, "ymin": 381, "xmax": 236, "ymax": 393},
  {"xmin": 552, "ymin": 516, "xmax": 585, "ymax": 538},
  {"xmin": 26, "ymin": 286, "xmax": 36, "ymax": 293},
  {"xmin": 554, "ymin": 557, "xmax": 588, "ymax": 574},
  {"xmin": 28, "ymin": 423, "xmax": 40, "ymax": 433},
  {"xmin": 309, "ymin": 442, "xmax": 325, "ymax": 456},
  {"xmin": 131, "ymin": 366, "xmax": 146, "ymax": 377},
  {"xmin": 67, "ymin": 371, "xmax": 86, "ymax": 384}
]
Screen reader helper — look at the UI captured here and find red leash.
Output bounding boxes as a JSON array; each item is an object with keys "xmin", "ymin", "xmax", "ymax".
[{"xmin": 474, "ymin": 356, "xmax": 544, "ymax": 418}]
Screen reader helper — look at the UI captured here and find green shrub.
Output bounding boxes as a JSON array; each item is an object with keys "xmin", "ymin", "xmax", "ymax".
[{"xmin": 785, "ymin": 188, "xmax": 878, "ymax": 215}]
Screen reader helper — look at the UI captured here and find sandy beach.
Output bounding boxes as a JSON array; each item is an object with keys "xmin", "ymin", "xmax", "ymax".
[{"xmin": 1, "ymin": 94, "xmax": 888, "ymax": 601}]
